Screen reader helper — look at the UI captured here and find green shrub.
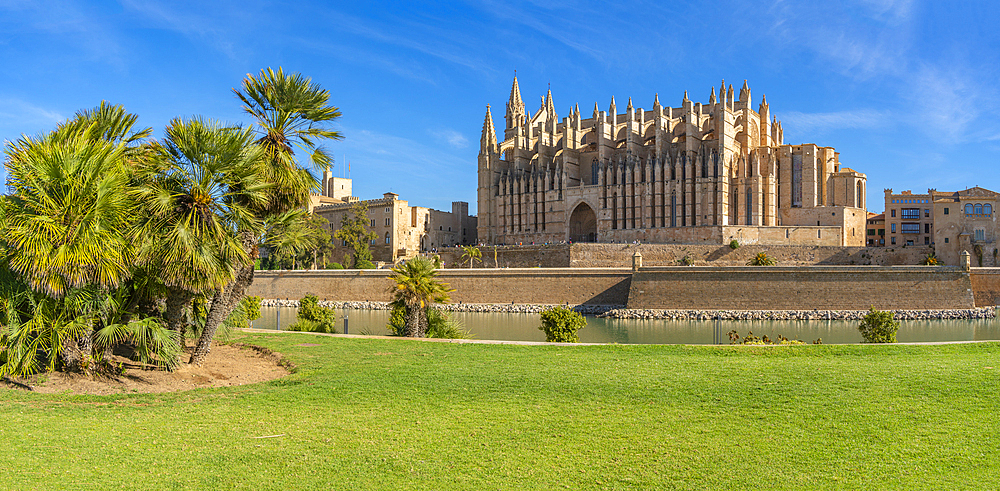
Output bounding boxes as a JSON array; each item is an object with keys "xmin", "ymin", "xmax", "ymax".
[
  {"xmin": 858, "ymin": 307, "xmax": 899, "ymax": 343},
  {"xmin": 729, "ymin": 239, "xmax": 740, "ymax": 250},
  {"xmin": 747, "ymin": 252, "xmax": 777, "ymax": 266},
  {"xmin": 539, "ymin": 306, "xmax": 586, "ymax": 343},
  {"xmin": 326, "ymin": 262, "xmax": 345, "ymax": 270},
  {"xmin": 678, "ymin": 254, "xmax": 694, "ymax": 266},
  {"xmin": 425, "ymin": 308, "xmax": 468, "ymax": 339},
  {"xmin": 921, "ymin": 253, "xmax": 939, "ymax": 266},
  {"xmin": 289, "ymin": 295, "xmax": 337, "ymax": 333}
]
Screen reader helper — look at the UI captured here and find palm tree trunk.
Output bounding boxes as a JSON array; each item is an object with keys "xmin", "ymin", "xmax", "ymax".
[
  {"xmin": 165, "ymin": 289, "xmax": 194, "ymax": 350},
  {"xmin": 405, "ymin": 303, "xmax": 427, "ymax": 337},
  {"xmin": 190, "ymin": 233, "xmax": 256, "ymax": 365}
]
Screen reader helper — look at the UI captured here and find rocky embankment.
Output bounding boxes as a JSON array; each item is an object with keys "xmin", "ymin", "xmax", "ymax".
[
  {"xmin": 596, "ymin": 307, "xmax": 997, "ymax": 320},
  {"xmin": 259, "ymin": 299, "xmax": 619, "ymax": 315},
  {"xmin": 259, "ymin": 299, "xmax": 995, "ymax": 320}
]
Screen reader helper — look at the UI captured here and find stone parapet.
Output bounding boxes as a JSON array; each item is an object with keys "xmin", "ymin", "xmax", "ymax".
[{"xmin": 627, "ymin": 266, "xmax": 975, "ymax": 310}]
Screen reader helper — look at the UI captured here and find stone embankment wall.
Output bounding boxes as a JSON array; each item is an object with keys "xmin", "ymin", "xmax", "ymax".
[
  {"xmin": 568, "ymin": 244, "xmax": 934, "ymax": 268},
  {"xmin": 250, "ymin": 265, "xmax": 980, "ymax": 312},
  {"xmin": 971, "ymin": 268, "xmax": 1000, "ymax": 307},
  {"xmin": 249, "ymin": 268, "xmax": 632, "ymax": 306},
  {"xmin": 627, "ymin": 266, "xmax": 975, "ymax": 311},
  {"xmin": 429, "ymin": 243, "xmax": 935, "ymax": 269}
]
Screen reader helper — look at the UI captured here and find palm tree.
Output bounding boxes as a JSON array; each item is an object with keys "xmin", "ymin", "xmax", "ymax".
[
  {"xmin": 265, "ymin": 209, "xmax": 329, "ymax": 270},
  {"xmin": 191, "ymin": 68, "xmax": 343, "ymax": 365},
  {"xmin": 389, "ymin": 257, "xmax": 454, "ymax": 337},
  {"xmin": 460, "ymin": 245, "xmax": 482, "ymax": 268},
  {"xmin": 137, "ymin": 117, "xmax": 269, "ymax": 351}
]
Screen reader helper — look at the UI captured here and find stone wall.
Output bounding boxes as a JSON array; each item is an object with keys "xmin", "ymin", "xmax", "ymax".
[
  {"xmin": 627, "ymin": 266, "xmax": 975, "ymax": 310},
  {"xmin": 971, "ymin": 268, "xmax": 1000, "ymax": 307},
  {"xmin": 567, "ymin": 243, "xmax": 934, "ymax": 268},
  {"xmin": 248, "ymin": 268, "xmax": 632, "ymax": 306},
  {"xmin": 250, "ymin": 265, "xmax": 983, "ymax": 311},
  {"xmin": 429, "ymin": 243, "xmax": 934, "ymax": 269}
]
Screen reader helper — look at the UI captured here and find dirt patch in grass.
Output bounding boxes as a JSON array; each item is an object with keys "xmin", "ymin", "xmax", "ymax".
[{"xmin": 5, "ymin": 343, "xmax": 291, "ymax": 395}]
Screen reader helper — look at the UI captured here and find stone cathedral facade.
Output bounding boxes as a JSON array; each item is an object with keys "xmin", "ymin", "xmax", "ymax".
[{"xmin": 476, "ymin": 77, "xmax": 868, "ymax": 246}]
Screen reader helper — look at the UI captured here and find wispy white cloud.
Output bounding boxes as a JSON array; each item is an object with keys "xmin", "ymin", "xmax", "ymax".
[
  {"xmin": 780, "ymin": 109, "xmax": 889, "ymax": 133},
  {"xmin": 429, "ymin": 129, "xmax": 469, "ymax": 149},
  {"xmin": 0, "ymin": 98, "xmax": 64, "ymax": 127}
]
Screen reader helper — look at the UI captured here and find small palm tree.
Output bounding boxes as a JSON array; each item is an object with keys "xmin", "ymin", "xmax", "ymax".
[
  {"xmin": 388, "ymin": 257, "xmax": 454, "ymax": 337},
  {"xmin": 460, "ymin": 245, "xmax": 482, "ymax": 268}
]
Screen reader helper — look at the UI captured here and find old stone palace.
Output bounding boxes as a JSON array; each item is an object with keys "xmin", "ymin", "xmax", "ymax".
[{"xmin": 476, "ymin": 76, "xmax": 868, "ymax": 246}]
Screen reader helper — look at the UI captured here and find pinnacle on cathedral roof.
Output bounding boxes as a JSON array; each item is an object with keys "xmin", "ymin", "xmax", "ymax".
[
  {"xmin": 626, "ymin": 97, "xmax": 633, "ymax": 111},
  {"xmin": 609, "ymin": 96, "xmax": 616, "ymax": 113},
  {"xmin": 653, "ymin": 93, "xmax": 660, "ymax": 108},
  {"xmin": 481, "ymin": 104, "xmax": 496, "ymax": 149},
  {"xmin": 593, "ymin": 102, "xmax": 599, "ymax": 119},
  {"xmin": 709, "ymin": 86, "xmax": 716, "ymax": 104},
  {"xmin": 507, "ymin": 74, "xmax": 524, "ymax": 112}
]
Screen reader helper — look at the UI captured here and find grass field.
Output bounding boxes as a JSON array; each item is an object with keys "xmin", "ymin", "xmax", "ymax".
[{"xmin": 3, "ymin": 333, "xmax": 999, "ymax": 490}]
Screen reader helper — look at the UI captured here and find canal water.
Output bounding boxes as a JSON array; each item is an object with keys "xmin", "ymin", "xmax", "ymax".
[{"xmin": 251, "ymin": 306, "xmax": 1000, "ymax": 344}]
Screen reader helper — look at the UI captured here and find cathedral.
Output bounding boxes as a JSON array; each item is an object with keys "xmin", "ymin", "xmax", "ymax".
[{"xmin": 476, "ymin": 76, "xmax": 868, "ymax": 246}]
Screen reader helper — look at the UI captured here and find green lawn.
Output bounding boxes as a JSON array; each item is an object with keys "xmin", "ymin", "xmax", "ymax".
[{"xmin": 3, "ymin": 334, "xmax": 999, "ymax": 490}]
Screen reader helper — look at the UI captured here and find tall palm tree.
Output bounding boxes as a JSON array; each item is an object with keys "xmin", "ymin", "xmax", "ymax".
[
  {"xmin": 191, "ymin": 68, "xmax": 343, "ymax": 365},
  {"xmin": 460, "ymin": 245, "xmax": 482, "ymax": 268},
  {"xmin": 389, "ymin": 257, "xmax": 454, "ymax": 337},
  {"xmin": 139, "ymin": 117, "xmax": 269, "ymax": 350}
]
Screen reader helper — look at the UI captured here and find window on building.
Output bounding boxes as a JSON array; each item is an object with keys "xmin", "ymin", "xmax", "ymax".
[
  {"xmin": 975, "ymin": 229, "xmax": 985, "ymax": 241},
  {"xmin": 924, "ymin": 223, "xmax": 930, "ymax": 233},
  {"xmin": 891, "ymin": 223, "xmax": 896, "ymax": 233},
  {"xmin": 986, "ymin": 204, "xmax": 993, "ymax": 216},
  {"xmin": 370, "ymin": 219, "xmax": 375, "ymax": 227},
  {"xmin": 891, "ymin": 237, "xmax": 896, "ymax": 244},
  {"xmin": 385, "ymin": 233, "xmax": 390, "ymax": 244},
  {"xmin": 385, "ymin": 218, "xmax": 390, "ymax": 226},
  {"xmin": 901, "ymin": 223, "xmax": 920, "ymax": 234},
  {"xmin": 878, "ymin": 229, "xmax": 884, "ymax": 236},
  {"xmin": 924, "ymin": 209, "xmax": 930, "ymax": 217},
  {"xmin": 901, "ymin": 208, "xmax": 919, "ymax": 219},
  {"xmin": 944, "ymin": 237, "xmax": 949, "ymax": 243},
  {"xmin": 944, "ymin": 207, "xmax": 949, "ymax": 215},
  {"xmin": 385, "ymin": 207, "xmax": 391, "ymax": 213},
  {"xmin": 975, "ymin": 204, "xmax": 983, "ymax": 215},
  {"xmin": 891, "ymin": 209, "xmax": 896, "ymax": 218},
  {"xmin": 966, "ymin": 204, "xmax": 974, "ymax": 215},
  {"xmin": 906, "ymin": 240, "xmax": 914, "ymax": 246},
  {"xmin": 924, "ymin": 237, "xmax": 929, "ymax": 245},
  {"xmin": 868, "ymin": 229, "xmax": 875, "ymax": 236}
]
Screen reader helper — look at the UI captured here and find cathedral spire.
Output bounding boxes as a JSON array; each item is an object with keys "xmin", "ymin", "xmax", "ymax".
[
  {"xmin": 653, "ymin": 93, "xmax": 660, "ymax": 109},
  {"xmin": 683, "ymin": 90, "xmax": 689, "ymax": 102},
  {"xmin": 505, "ymin": 73, "xmax": 525, "ymax": 130},
  {"xmin": 593, "ymin": 102, "xmax": 600, "ymax": 119},
  {"xmin": 481, "ymin": 105, "xmax": 496, "ymax": 153},
  {"xmin": 627, "ymin": 97, "xmax": 633, "ymax": 111},
  {"xmin": 758, "ymin": 93, "xmax": 769, "ymax": 116},
  {"xmin": 709, "ymin": 86, "xmax": 716, "ymax": 105},
  {"xmin": 727, "ymin": 84, "xmax": 734, "ymax": 106},
  {"xmin": 609, "ymin": 96, "xmax": 617, "ymax": 115},
  {"xmin": 740, "ymin": 79, "xmax": 750, "ymax": 104}
]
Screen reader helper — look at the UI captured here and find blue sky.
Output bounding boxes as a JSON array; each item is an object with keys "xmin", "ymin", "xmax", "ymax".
[{"xmin": 2, "ymin": 0, "xmax": 999, "ymax": 213}]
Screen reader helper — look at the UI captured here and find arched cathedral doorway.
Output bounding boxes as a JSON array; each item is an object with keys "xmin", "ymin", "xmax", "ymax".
[{"xmin": 569, "ymin": 203, "xmax": 597, "ymax": 242}]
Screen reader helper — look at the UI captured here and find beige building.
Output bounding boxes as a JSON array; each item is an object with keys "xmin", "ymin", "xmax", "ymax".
[
  {"xmin": 883, "ymin": 189, "xmax": 934, "ymax": 247},
  {"xmin": 312, "ymin": 172, "xmax": 477, "ymax": 264},
  {"xmin": 866, "ymin": 212, "xmax": 885, "ymax": 246},
  {"xmin": 932, "ymin": 187, "xmax": 997, "ymax": 266},
  {"xmin": 477, "ymin": 77, "xmax": 867, "ymax": 246}
]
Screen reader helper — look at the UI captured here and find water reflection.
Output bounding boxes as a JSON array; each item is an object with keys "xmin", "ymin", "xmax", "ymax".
[{"xmin": 251, "ymin": 307, "xmax": 1000, "ymax": 345}]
